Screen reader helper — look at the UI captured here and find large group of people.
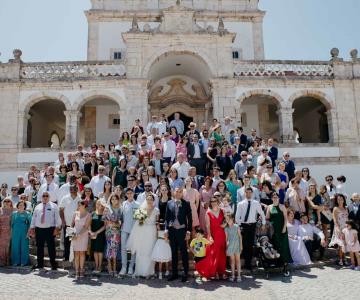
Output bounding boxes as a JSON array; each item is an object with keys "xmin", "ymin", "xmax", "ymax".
[{"xmin": 0, "ymin": 113, "xmax": 360, "ymax": 284}]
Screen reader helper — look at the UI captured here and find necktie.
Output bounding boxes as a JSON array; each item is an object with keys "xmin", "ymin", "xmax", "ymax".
[
  {"xmin": 41, "ymin": 203, "xmax": 46, "ymax": 224},
  {"xmin": 244, "ymin": 200, "xmax": 251, "ymax": 223},
  {"xmin": 47, "ymin": 184, "xmax": 50, "ymax": 191},
  {"xmin": 191, "ymin": 177, "xmax": 197, "ymax": 189}
]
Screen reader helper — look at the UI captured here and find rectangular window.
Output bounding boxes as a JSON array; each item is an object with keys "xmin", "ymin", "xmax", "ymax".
[
  {"xmin": 113, "ymin": 118, "xmax": 120, "ymax": 125},
  {"xmin": 113, "ymin": 52, "xmax": 122, "ymax": 60},
  {"xmin": 232, "ymin": 51, "xmax": 239, "ymax": 59}
]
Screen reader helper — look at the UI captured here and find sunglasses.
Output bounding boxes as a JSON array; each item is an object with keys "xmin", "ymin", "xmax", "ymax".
[
  {"xmin": 145, "ymin": 185, "xmax": 152, "ymax": 188},
  {"xmin": 42, "ymin": 195, "xmax": 49, "ymax": 198},
  {"xmin": 3, "ymin": 200, "xmax": 11, "ymax": 203}
]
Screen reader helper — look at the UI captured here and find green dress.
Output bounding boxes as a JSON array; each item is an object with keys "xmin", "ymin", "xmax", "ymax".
[{"xmin": 269, "ymin": 205, "xmax": 291, "ymax": 264}]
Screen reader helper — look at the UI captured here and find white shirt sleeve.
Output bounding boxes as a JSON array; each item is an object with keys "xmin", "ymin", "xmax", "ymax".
[
  {"xmin": 256, "ymin": 201, "xmax": 266, "ymax": 225},
  {"xmin": 235, "ymin": 202, "xmax": 242, "ymax": 225}
]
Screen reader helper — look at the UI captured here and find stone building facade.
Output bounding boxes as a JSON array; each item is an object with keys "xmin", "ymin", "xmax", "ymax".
[{"xmin": 0, "ymin": 0, "xmax": 360, "ymax": 192}]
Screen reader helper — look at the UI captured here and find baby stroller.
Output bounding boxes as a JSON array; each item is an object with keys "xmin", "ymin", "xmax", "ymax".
[{"xmin": 255, "ymin": 220, "xmax": 284, "ymax": 279}]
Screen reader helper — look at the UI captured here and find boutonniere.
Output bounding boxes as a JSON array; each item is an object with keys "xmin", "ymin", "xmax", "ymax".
[{"xmin": 175, "ymin": 200, "xmax": 182, "ymax": 208}]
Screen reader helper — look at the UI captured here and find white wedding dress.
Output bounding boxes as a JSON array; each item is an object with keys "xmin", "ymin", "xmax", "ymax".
[
  {"xmin": 127, "ymin": 206, "xmax": 159, "ymax": 277},
  {"xmin": 287, "ymin": 220, "xmax": 312, "ymax": 265}
]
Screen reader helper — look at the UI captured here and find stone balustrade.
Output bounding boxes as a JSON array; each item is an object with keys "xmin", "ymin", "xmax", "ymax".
[
  {"xmin": 19, "ymin": 61, "xmax": 126, "ymax": 80},
  {"xmin": 234, "ymin": 60, "xmax": 334, "ymax": 78}
]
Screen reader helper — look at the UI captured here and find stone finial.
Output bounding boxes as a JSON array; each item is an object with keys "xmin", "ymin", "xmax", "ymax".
[
  {"xmin": 218, "ymin": 17, "xmax": 227, "ymax": 36},
  {"xmin": 330, "ymin": 47, "xmax": 340, "ymax": 61},
  {"xmin": 176, "ymin": 0, "xmax": 181, "ymax": 6},
  {"xmin": 13, "ymin": 49, "xmax": 22, "ymax": 60},
  {"xmin": 350, "ymin": 49, "xmax": 358, "ymax": 61},
  {"xmin": 129, "ymin": 15, "xmax": 140, "ymax": 33}
]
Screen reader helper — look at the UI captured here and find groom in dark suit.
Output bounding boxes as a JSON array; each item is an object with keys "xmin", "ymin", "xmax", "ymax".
[{"xmin": 165, "ymin": 187, "xmax": 192, "ymax": 282}]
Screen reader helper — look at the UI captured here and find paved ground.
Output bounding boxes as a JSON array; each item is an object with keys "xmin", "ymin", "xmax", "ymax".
[{"xmin": 0, "ymin": 265, "xmax": 357, "ymax": 300}]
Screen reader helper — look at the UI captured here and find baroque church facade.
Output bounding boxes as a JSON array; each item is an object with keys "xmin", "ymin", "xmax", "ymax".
[{"xmin": 0, "ymin": 0, "xmax": 359, "ymax": 191}]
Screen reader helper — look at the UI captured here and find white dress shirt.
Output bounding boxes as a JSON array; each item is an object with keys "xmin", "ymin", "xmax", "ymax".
[
  {"xmin": 59, "ymin": 194, "xmax": 81, "ymax": 226},
  {"xmin": 30, "ymin": 201, "xmax": 62, "ymax": 228},
  {"xmin": 37, "ymin": 182, "xmax": 59, "ymax": 203},
  {"xmin": 162, "ymin": 139, "xmax": 176, "ymax": 161},
  {"xmin": 172, "ymin": 161, "xmax": 191, "ymax": 179},
  {"xmin": 89, "ymin": 175, "xmax": 111, "ymax": 197},
  {"xmin": 193, "ymin": 143, "xmax": 201, "ymax": 158},
  {"xmin": 157, "ymin": 121, "xmax": 167, "ymax": 135},
  {"xmin": 235, "ymin": 198, "xmax": 266, "ymax": 225}
]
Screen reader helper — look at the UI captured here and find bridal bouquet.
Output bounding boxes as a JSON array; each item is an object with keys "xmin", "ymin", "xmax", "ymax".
[
  {"xmin": 65, "ymin": 227, "xmax": 76, "ymax": 241},
  {"xmin": 133, "ymin": 208, "xmax": 148, "ymax": 225}
]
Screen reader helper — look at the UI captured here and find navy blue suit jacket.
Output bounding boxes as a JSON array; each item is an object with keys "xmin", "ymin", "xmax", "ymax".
[{"xmin": 165, "ymin": 199, "xmax": 192, "ymax": 232}]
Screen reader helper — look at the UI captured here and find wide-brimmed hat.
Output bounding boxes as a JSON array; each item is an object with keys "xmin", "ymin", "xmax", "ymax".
[{"xmin": 188, "ymin": 122, "xmax": 197, "ymax": 128}]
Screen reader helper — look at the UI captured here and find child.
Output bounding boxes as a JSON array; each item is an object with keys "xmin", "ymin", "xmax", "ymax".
[
  {"xmin": 189, "ymin": 227, "xmax": 211, "ymax": 282},
  {"xmin": 220, "ymin": 195, "xmax": 234, "ymax": 215},
  {"xmin": 225, "ymin": 213, "xmax": 242, "ymax": 282},
  {"xmin": 151, "ymin": 223, "xmax": 171, "ymax": 279},
  {"xmin": 342, "ymin": 220, "xmax": 360, "ymax": 270}
]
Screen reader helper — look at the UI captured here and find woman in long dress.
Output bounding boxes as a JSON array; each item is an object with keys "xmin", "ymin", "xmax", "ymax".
[
  {"xmin": 127, "ymin": 194, "xmax": 159, "ymax": 278},
  {"xmin": 266, "ymin": 192, "xmax": 291, "ymax": 276},
  {"xmin": 196, "ymin": 196, "xmax": 226, "ymax": 279},
  {"xmin": 183, "ymin": 177, "xmax": 200, "ymax": 234},
  {"xmin": 199, "ymin": 177, "xmax": 214, "ymax": 234},
  {"xmin": 286, "ymin": 208, "xmax": 312, "ymax": 265}
]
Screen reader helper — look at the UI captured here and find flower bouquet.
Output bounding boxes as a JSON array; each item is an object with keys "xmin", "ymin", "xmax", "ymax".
[
  {"xmin": 133, "ymin": 208, "xmax": 148, "ymax": 225},
  {"xmin": 65, "ymin": 226, "xmax": 76, "ymax": 241}
]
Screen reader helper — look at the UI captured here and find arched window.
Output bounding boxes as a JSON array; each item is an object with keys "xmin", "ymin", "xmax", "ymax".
[{"xmin": 292, "ymin": 97, "xmax": 329, "ymax": 143}]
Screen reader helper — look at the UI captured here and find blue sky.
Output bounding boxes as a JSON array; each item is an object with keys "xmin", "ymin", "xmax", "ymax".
[{"xmin": 0, "ymin": 0, "xmax": 359, "ymax": 62}]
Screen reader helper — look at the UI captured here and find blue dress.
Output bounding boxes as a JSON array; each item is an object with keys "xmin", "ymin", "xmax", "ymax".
[
  {"xmin": 277, "ymin": 172, "xmax": 288, "ymax": 204},
  {"xmin": 11, "ymin": 211, "xmax": 31, "ymax": 266},
  {"xmin": 225, "ymin": 224, "xmax": 241, "ymax": 255}
]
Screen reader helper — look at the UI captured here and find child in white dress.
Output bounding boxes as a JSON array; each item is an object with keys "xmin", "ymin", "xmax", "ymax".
[{"xmin": 151, "ymin": 224, "xmax": 171, "ymax": 279}]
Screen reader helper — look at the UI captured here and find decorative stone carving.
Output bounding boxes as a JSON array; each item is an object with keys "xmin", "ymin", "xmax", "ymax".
[
  {"xmin": 149, "ymin": 78, "xmax": 210, "ymax": 109},
  {"xmin": 234, "ymin": 61, "xmax": 334, "ymax": 78},
  {"xmin": 20, "ymin": 61, "xmax": 126, "ymax": 80},
  {"xmin": 218, "ymin": 18, "xmax": 228, "ymax": 36},
  {"xmin": 143, "ymin": 23, "xmax": 151, "ymax": 32},
  {"xmin": 206, "ymin": 25, "xmax": 214, "ymax": 33},
  {"xmin": 129, "ymin": 15, "xmax": 140, "ymax": 33}
]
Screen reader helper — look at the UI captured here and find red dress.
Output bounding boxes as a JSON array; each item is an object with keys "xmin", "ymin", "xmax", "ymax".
[{"xmin": 196, "ymin": 209, "xmax": 226, "ymax": 278}]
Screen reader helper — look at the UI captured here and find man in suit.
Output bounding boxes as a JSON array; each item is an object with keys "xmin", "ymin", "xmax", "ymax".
[
  {"xmin": 267, "ymin": 138, "xmax": 278, "ymax": 168},
  {"xmin": 185, "ymin": 122, "xmax": 201, "ymax": 142},
  {"xmin": 165, "ymin": 187, "xmax": 192, "ymax": 282},
  {"xmin": 151, "ymin": 148, "xmax": 165, "ymax": 176},
  {"xmin": 188, "ymin": 166, "xmax": 204, "ymax": 191},
  {"xmin": 187, "ymin": 134, "xmax": 205, "ymax": 176},
  {"xmin": 281, "ymin": 152, "xmax": 296, "ymax": 180}
]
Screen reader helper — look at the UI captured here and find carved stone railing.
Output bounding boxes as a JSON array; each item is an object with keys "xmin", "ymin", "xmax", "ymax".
[
  {"xmin": 234, "ymin": 60, "xmax": 334, "ymax": 78},
  {"xmin": 20, "ymin": 61, "xmax": 126, "ymax": 80}
]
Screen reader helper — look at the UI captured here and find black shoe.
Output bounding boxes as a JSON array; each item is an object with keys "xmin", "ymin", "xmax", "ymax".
[
  {"xmin": 168, "ymin": 275, "xmax": 179, "ymax": 281},
  {"xmin": 51, "ymin": 267, "xmax": 58, "ymax": 271},
  {"xmin": 181, "ymin": 276, "xmax": 188, "ymax": 283}
]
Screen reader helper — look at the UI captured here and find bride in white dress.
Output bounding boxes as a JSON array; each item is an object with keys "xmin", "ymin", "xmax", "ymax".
[
  {"xmin": 287, "ymin": 209, "xmax": 312, "ymax": 265},
  {"xmin": 127, "ymin": 194, "xmax": 159, "ymax": 277}
]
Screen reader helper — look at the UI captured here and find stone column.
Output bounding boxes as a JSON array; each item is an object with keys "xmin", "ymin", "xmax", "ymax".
[
  {"xmin": 326, "ymin": 109, "xmax": 339, "ymax": 144},
  {"xmin": 277, "ymin": 107, "xmax": 294, "ymax": 144},
  {"xmin": 17, "ymin": 112, "xmax": 31, "ymax": 148},
  {"xmin": 64, "ymin": 110, "xmax": 82, "ymax": 149}
]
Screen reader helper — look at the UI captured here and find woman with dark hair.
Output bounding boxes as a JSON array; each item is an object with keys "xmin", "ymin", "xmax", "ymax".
[
  {"xmin": 276, "ymin": 161, "xmax": 289, "ymax": 204},
  {"xmin": 58, "ymin": 164, "xmax": 68, "ymax": 187},
  {"xmin": 246, "ymin": 165, "xmax": 259, "ymax": 188},
  {"xmin": 300, "ymin": 167, "xmax": 317, "ymax": 195},
  {"xmin": 112, "ymin": 158, "xmax": 128, "ymax": 189},
  {"xmin": 29, "ymin": 180, "xmax": 41, "ymax": 211},
  {"xmin": 216, "ymin": 180, "xmax": 229, "ymax": 199},
  {"xmin": 155, "ymin": 176, "xmax": 171, "ymax": 196},
  {"xmin": 169, "ymin": 126, "xmax": 179, "ymax": 144},
  {"xmin": 162, "ymin": 162, "xmax": 170, "ymax": 177},
  {"xmin": 81, "ymin": 186, "xmax": 95, "ymax": 212},
  {"xmin": 215, "ymin": 146, "xmax": 232, "ymax": 179},
  {"xmin": 260, "ymin": 180, "xmax": 274, "ymax": 209},
  {"xmin": 68, "ymin": 161, "xmax": 81, "ymax": 179},
  {"xmin": 121, "ymin": 132, "xmax": 130, "ymax": 146},
  {"xmin": 329, "ymin": 193, "xmax": 349, "ymax": 266},
  {"xmin": 169, "ymin": 168, "xmax": 184, "ymax": 191},
  {"xmin": 11, "ymin": 201, "xmax": 31, "ymax": 266},
  {"xmin": 196, "ymin": 196, "xmax": 226, "ymax": 279},
  {"xmin": 266, "ymin": 192, "xmax": 291, "ymax": 276},
  {"xmin": 199, "ymin": 177, "xmax": 214, "ymax": 233},
  {"xmin": 71, "ymin": 200, "xmax": 91, "ymax": 279},
  {"xmin": 139, "ymin": 171, "xmax": 150, "ymax": 190},
  {"xmin": 176, "ymin": 136, "xmax": 189, "ymax": 161},
  {"xmin": 225, "ymin": 169, "xmax": 242, "ymax": 208},
  {"xmin": 99, "ymin": 181, "xmax": 112, "ymax": 203},
  {"xmin": 147, "ymin": 166, "xmax": 158, "ymax": 192},
  {"xmin": 206, "ymin": 138, "xmax": 218, "ymax": 175},
  {"xmin": 104, "ymin": 193, "xmax": 122, "ymax": 276}
]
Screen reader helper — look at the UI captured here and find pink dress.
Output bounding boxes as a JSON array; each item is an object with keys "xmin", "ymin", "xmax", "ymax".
[
  {"xmin": 72, "ymin": 212, "xmax": 90, "ymax": 251},
  {"xmin": 176, "ymin": 143, "xmax": 188, "ymax": 161},
  {"xmin": 199, "ymin": 186, "xmax": 214, "ymax": 233},
  {"xmin": 183, "ymin": 188, "xmax": 200, "ymax": 227},
  {"xmin": 342, "ymin": 228, "xmax": 360, "ymax": 252},
  {"xmin": 329, "ymin": 208, "xmax": 348, "ymax": 251}
]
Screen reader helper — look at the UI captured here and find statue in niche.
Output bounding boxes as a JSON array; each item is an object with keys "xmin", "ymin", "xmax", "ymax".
[
  {"xmin": 218, "ymin": 17, "xmax": 228, "ymax": 36},
  {"xmin": 129, "ymin": 15, "xmax": 140, "ymax": 33}
]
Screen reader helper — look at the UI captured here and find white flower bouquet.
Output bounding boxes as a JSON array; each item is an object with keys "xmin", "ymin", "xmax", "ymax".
[{"xmin": 133, "ymin": 208, "xmax": 148, "ymax": 225}]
